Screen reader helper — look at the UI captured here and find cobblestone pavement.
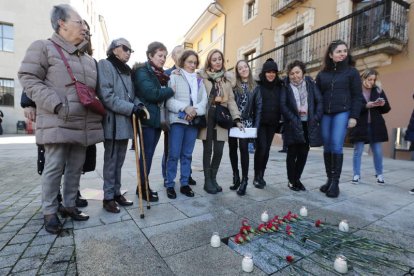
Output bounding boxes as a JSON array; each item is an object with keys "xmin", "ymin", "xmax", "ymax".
[{"xmin": 0, "ymin": 135, "xmax": 413, "ymax": 275}]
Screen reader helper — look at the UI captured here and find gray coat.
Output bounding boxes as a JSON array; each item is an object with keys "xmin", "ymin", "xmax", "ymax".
[
  {"xmin": 97, "ymin": 59, "xmax": 140, "ymax": 140},
  {"xmin": 18, "ymin": 33, "xmax": 104, "ymax": 146}
]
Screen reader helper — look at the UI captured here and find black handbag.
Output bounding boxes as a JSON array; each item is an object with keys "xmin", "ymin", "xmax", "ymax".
[
  {"xmin": 215, "ymin": 104, "xmax": 233, "ymax": 129},
  {"xmin": 191, "ymin": 115, "xmax": 207, "ymax": 128}
]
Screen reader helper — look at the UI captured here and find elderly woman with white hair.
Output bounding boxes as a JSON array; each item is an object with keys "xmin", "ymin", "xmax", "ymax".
[
  {"xmin": 18, "ymin": 4, "xmax": 104, "ymax": 234},
  {"xmin": 97, "ymin": 38, "xmax": 148, "ymax": 213}
]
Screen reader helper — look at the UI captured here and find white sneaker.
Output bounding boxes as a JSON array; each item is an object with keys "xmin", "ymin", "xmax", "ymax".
[
  {"xmin": 351, "ymin": 175, "xmax": 360, "ymax": 184},
  {"xmin": 376, "ymin": 174, "xmax": 385, "ymax": 185},
  {"xmin": 409, "ymin": 189, "xmax": 414, "ymax": 195}
]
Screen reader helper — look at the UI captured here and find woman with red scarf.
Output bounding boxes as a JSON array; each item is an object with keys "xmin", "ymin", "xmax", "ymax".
[{"xmin": 133, "ymin": 41, "xmax": 174, "ymax": 202}]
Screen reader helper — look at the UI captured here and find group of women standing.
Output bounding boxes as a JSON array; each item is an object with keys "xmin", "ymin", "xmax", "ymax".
[{"xmin": 100, "ymin": 37, "xmax": 393, "ymax": 213}]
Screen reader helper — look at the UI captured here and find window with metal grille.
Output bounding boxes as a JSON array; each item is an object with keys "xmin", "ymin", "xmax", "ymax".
[
  {"xmin": 0, "ymin": 78, "xmax": 14, "ymax": 106},
  {"xmin": 283, "ymin": 26, "xmax": 304, "ymax": 70}
]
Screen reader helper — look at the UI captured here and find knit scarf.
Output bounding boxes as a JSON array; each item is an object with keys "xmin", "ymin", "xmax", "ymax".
[
  {"xmin": 149, "ymin": 60, "xmax": 170, "ymax": 86},
  {"xmin": 206, "ymin": 70, "xmax": 225, "ymax": 98}
]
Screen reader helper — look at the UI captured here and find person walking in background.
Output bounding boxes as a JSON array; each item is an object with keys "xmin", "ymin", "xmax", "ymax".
[
  {"xmin": 133, "ymin": 41, "xmax": 174, "ymax": 202},
  {"xmin": 405, "ymin": 93, "xmax": 414, "ymax": 194},
  {"xmin": 280, "ymin": 60, "xmax": 323, "ymax": 192},
  {"xmin": 253, "ymin": 58, "xmax": 283, "ymax": 189},
  {"xmin": 228, "ymin": 60, "xmax": 261, "ymax": 196},
  {"xmin": 198, "ymin": 49, "xmax": 242, "ymax": 194},
  {"xmin": 165, "ymin": 50, "xmax": 207, "ymax": 199},
  {"xmin": 349, "ymin": 69, "xmax": 391, "ymax": 185},
  {"xmin": 18, "ymin": 4, "xmax": 104, "ymax": 234},
  {"xmin": 316, "ymin": 40, "xmax": 363, "ymax": 198},
  {"xmin": 98, "ymin": 38, "xmax": 148, "ymax": 213},
  {"xmin": 0, "ymin": 110, "xmax": 3, "ymax": 135}
]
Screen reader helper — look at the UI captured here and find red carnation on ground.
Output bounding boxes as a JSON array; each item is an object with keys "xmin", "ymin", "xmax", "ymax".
[
  {"xmin": 315, "ymin": 219, "xmax": 323, "ymax": 227},
  {"xmin": 286, "ymin": 255, "xmax": 294, "ymax": 263},
  {"xmin": 234, "ymin": 233, "xmax": 245, "ymax": 244},
  {"xmin": 241, "ymin": 218, "xmax": 250, "ymax": 226},
  {"xmin": 266, "ymin": 222, "xmax": 277, "ymax": 232},
  {"xmin": 258, "ymin": 223, "xmax": 267, "ymax": 233},
  {"xmin": 240, "ymin": 225, "xmax": 251, "ymax": 235},
  {"xmin": 285, "ymin": 225, "xmax": 292, "ymax": 233}
]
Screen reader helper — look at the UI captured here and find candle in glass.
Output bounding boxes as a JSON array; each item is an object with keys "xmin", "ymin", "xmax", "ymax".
[
  {"xmin": 334, "ymin": 255, "xmax": 348, "ymax": 274},
  {"xmin": 299, "ymin": 206, "xmax": 308, "ymax": 217},
  {"xmin": 338, "ymin": 220, "xmax": 349, "ymax": 232},
  {"xmin": 261, "ymin": 211, "xmax": 269, "ymax": 222},
  {"xmin": 210, "ymin": 232, "xmax": 221, "ymax": 248},
  {"xmin": 242, "ymin": 253, "xmax": 254, "ymax": 272}
]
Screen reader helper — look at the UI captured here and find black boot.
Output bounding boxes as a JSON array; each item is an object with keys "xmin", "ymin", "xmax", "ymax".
[
  {"xmin": 320, "ymin": 153, "xmax": 332, "ymax": 193},
  {"xmin": 203, "ymin": 168, "xmax": 217, "ymax": 194},
  {"xmin": 230, "ymin": 171, "xmax": 241, "ymax": 191},
  {"xmin": 137, "ymin": 185, "xmax": 159, "ymax": 202},
  {"xmin": 75, "ymin": 190, "xmax": 88, "ymax": 207},
  {"xmin": 259, "ymin": 171, "xmax": 267, "ymax": 187},
  {"xmin": 326, "ymin": 153, "xmax": 343, "ymax": 198},
  {"xmin": 253, "ymin": 171, "xmax": 265, "ymax": 189},
  {"xmin": 237, "ymin": 177, "xmax": 248, "ymax": 196},
  {"xmin": 210, "ymin": 168, "xmax": 222, "ymax": 192}
]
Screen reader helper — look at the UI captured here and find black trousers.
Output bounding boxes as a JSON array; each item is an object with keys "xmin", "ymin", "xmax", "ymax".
[
  {"xmin": 228, "ymin": 137, "xmax": 249, "ymax": 177},
  {"xmin": 286, "ymin": 122, "xmax": 309, "ymax": 183},
  {"xmin": 203, "ymin": 106, "xmax": 224, "ymax": 170},
  {"xmin": 254, "ymin": 124, "xmax": 278, "ymax": 175}
]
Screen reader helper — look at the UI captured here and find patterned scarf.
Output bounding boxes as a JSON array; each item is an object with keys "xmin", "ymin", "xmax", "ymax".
[
  {"xmin": 206, "ymin": 70, "xmax": 225, "ymax": 98},
  {"xmin": 289, "ymin": 79, "xmax": 308, "ymax": 119},
  {"xmin": 149, "ymin": 60, "xmax": 170, "ymax": 86}
]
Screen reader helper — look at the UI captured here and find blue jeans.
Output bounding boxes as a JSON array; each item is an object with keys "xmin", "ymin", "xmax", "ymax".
[
  {"xmin": 139, "ymin": 127, "xmax": 161, "ymax": 187},
  {"xmin": 166, "ymin": 123, "xmax": 198, "ymax": 188},
  {"xmin": 352, "ymin": 125, "xmax": 383, "ymax": 176},
  {"xmin": 321, "ymin": 111, "xmax": 349, "ymax": 154}
]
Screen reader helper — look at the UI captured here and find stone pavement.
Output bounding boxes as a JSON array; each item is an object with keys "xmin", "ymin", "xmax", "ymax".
[{"xmin": 0, "ymin": 134, "xmax": 413, "ymax": 275}]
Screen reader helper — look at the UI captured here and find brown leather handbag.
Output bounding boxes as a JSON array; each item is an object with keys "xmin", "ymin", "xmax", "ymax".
[{"xmin": 52, "ymin": 42, "xmax": 106, "ymax": 116}]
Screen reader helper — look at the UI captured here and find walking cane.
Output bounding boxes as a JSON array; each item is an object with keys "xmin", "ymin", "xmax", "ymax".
[
  {"xmin": 132, "ymin": 114, "xmax": 145, "ymax": 218},
  {"xmin": 137, "ymin": 118, "xmax": 151, "ymax": 209}
]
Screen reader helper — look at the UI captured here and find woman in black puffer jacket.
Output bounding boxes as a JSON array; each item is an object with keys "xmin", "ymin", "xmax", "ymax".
[
  {"xmin": 316, "ymin": 40, "xmax": 363, "ymax": 198},
  {"xmin": 281, "ymin": 60, "xmax": 323, "ymax": 192},
  {"xmin": 349, "ymin": 69, "xmax": 391, "ymax": 185},
  {"xmin": 253, "ymin": 58, "xmax": 283, "ymax": 189}
]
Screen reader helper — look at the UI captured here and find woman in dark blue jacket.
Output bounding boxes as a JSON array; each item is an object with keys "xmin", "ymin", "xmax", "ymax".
[
  {"xmin": 316, "ymin": 40, "xmax": 363, "ymax": 198},
  {"xmin": 133, "ymin": 41, "xmax": 174, "ymax": 202},
  {"xmin": 228, "ymin": 60, "xmax": 262, "ymax": 196},
  {"xmin": 281, "ymin": 60, "xmax": 323, "ymax": 192}
]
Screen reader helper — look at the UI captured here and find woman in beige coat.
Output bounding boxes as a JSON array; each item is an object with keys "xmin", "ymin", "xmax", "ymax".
[
  {"xmin": 198, "ymin": 49, "xmax": 242, "ymax": 194},
  {"xmin": 18, "ymin": 4, "xmax": 104, "ymax": 234}
]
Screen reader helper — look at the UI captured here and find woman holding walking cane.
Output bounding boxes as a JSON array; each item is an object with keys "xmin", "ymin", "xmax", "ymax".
[
  {"xmin": 97, "ymin": 38, "xmax": 148, "ymax": 213},
  {"xmin": 133, "ymin": 42, "xmax": 174, "ymax": 202}
]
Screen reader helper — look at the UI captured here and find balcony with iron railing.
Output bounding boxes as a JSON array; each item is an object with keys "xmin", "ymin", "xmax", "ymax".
[
  {"xmin": 253, "ymin": 0, "xmax": 410, "ymax": 73},
  {"xmin": 271, "ymin": 0, "xmax": 306, "ymax": 17}
]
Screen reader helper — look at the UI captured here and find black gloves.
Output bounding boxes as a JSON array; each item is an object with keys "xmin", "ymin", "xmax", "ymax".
[{"xmin": 132, "ymin": 104, "xmax": 149, "ymax": 120}]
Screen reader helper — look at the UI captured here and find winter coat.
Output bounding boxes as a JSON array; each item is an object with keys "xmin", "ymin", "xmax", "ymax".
[
  {"xmin": 166, "ymin": 69, "xmax": 207, "ymax": 125},
  {"xmin": 315, "ymin": 61, "xmax": 363, "ymax": 119},
  {"xmin": 233, "ymin": 83, "xmax": 262, "ymax": 128},
  {"xmin": 281, "ymin": 76, "xmax": 323, "ymax": 147},
  {"xmin": 255, "ymin": 81, "xmax": 282, "ymax": 126},
  {"xmin": 97, "ymin": 59, "xmax": 141, "ymax": 140},
  {"xmin": 18, "ymin": 33, "xmax": 104, "ymax": 146},
  {"xmin": 133, "ymin": 62, "xmax": 174, "ymax": 128},
  {"xmin": 406, "ymin": 109, "xmax": 414, "ymax": 142},
  {"xmin": 197, "ymin": 69, "xmax": 241, "ymax": 141},
  {"xmin": 349, "ymin": 87, "xmax": 391, "ymax": 143}
]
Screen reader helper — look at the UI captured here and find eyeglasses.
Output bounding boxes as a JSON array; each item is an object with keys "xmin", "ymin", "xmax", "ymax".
[
  {"xmin": 185, "ymin": 60, "xmax": 198, "ymax": 65},
  {"xmin": 119, "ymin": 45, "xmax": 134, "ymax": 53},
  {"xmin": 71, "ymin": 20, "xmax": 84, "ymax": 25}
]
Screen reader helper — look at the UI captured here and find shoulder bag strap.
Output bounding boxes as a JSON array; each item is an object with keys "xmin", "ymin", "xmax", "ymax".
[{"xmin": 51, "ymin": 41, "xmax": 76, "ymax": 83}]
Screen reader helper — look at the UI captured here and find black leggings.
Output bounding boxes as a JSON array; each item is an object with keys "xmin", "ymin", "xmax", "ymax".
[
  {"xmin": 228, "ymin": 137, "xmax": 249, "ymax": 177},
  {"xmin": 203, "ymin": 106, "xmax": 225, "ymax": 170},
  {"xmin": 254, "ymin": 124, "xmax": 278, "ymax": 174}
]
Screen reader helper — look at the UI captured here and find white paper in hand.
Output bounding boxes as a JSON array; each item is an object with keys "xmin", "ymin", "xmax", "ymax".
[{"xmin": 229, "ymin": 127, "xmax": 257, "ymax": 138}]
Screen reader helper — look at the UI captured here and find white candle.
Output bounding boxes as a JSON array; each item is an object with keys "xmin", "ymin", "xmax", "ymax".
[
  {"xmin": 334, "ymin": 255, "xmax": 348, "ymax": 274},
  {"xmin": 299, "ymin": 206, "xmax": 308, "ymax": 217},
  {"xmin": 338, "ymin": 220, "xmax": 349, "ymax": 232},
  {"xmin": 261, "ymin": 211, "xmax": 269, "ymax": 223},
  {"xmin": 210, "ymin": 232, "xmax": 221, "ymax": 248},
  {"xmin": 242, "ymin": 253, "xmax": 254, "ymax": 272}
]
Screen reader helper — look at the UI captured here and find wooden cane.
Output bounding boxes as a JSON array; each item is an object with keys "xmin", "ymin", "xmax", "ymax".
[
  {"xmin": 137, "ymin": 118, "xmax": 151, "ymax": 209},
  {"xmin": 132, "ymin": 114, "xmax": 145, "ymax": 218}
]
